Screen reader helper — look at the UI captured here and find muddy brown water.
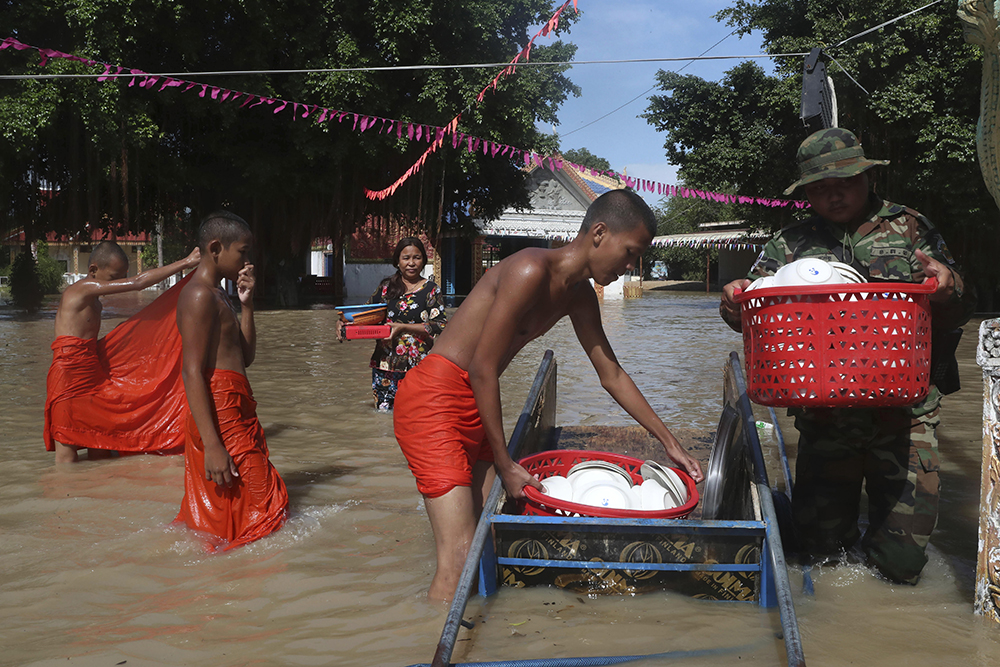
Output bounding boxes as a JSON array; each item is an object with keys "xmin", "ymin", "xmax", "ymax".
[{"xmin": 1, "ymin": 289, "xmax": 998, "ymax": 666}]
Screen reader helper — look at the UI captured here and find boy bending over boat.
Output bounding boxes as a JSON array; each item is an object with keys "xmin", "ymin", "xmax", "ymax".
[
  {"xmin": 393, "ymin": 189, "xmax": 704, "ymax": 601},
  {"xmin": 175, "ymin": 212, "xmax": 288, "ymax": 551}
]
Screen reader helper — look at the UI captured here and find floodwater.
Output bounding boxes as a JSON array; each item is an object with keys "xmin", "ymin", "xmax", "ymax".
[{"xmin": 1, "ymin": 288, "xmax": 998, "ymax": 667}]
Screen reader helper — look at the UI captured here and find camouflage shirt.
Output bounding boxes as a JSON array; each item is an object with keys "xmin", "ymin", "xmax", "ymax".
[{"xmin": 748, "ymin": 194, "xmax": 975, "ymax": 330}]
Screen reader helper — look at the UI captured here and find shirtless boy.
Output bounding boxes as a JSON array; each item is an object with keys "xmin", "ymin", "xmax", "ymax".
[
  {"xmin": 393, "ymin": 189, "xmax": 704, "ymax": 601},
  {"xmin": 175, "ymin": 211, "xmax": 287, "ymax": 551},
  {"xmin": 46, "ymin": 241, "xmax": 199, "ymax": 462}
]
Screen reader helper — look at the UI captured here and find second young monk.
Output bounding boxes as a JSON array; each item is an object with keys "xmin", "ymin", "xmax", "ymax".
[
  {"xmin": 45, "ymin": 241, "xmax": 200, "ymax": 462},
  {"xmin": 175, "ymin": 211, "xmax": 288, "ymax": 551},
  {"xmin": 393, "ymin": 189, "xmax": 704, "ymax": 601}
]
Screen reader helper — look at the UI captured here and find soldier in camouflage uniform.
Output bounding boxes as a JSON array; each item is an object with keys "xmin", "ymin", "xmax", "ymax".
[{"xmin": 720, "ymin": 128, "xmax": 976, "ymax": 584}]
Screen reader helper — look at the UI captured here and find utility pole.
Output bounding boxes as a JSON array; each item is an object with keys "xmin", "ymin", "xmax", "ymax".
[{"xmin": 156, "ymin": 215, "xmax": 164, "ymax": 269}]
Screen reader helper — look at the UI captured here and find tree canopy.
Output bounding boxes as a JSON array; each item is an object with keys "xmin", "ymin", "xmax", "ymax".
[
  {"xmin": 644, "ymin": 0, "xmax": 997, "ymax": 306},
  {"xmin": 561, "ymin": 146, "xmax": 611, "ymax": 172},
  {"xmin": 0, "ymin": 1, "xmax": 580, "ymax": 277}
]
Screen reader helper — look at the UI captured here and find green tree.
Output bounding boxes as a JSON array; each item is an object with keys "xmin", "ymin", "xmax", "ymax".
[
  {"xmin": 140, "ymin": 215, "xmax": 196, "ymax": 270},
  {"xmin": 35, "ymin": 241, "xmax": 65, "ymax": 294},
  {"xmin": 561, "ymin": 146, "xmax": 611, "ymax": 172},
  {"xmin": 0, "ymin": 1, "xmax": 580, "ymax": 293},
  {"xmin": 644, "ymin": 0, "xmax": 997, "ymax": 307},
  {"xmin": 643, "ymin": 60, "xmax": 802, "ymax": 232},
  {"xmin": 8, "ymin": 251, "xmax": 44, "ymax": 312},
  {"xmin": 643, "ymin": 194, "xmax": 737, "ymax": 282}
]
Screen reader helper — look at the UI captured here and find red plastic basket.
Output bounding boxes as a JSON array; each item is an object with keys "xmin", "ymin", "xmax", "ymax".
[
  {"xmin": 344, "ymin": 324, "xmax": 391, "ymax": 340},
  {"xmin": 518, "ymin": 449, "xmax": 699, "ymax": 519},
  {"xmin": 734, "ymin": 280, "xmax": 935, "ymax": 408}
]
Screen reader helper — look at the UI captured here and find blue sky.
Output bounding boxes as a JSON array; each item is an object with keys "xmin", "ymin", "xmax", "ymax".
[{"xmin": 536, "ymin": 1, "xmax": 770, "ymax": 203}]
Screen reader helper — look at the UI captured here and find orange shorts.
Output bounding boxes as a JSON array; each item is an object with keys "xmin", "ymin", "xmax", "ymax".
[
  {"xmin": 393, "ymin": 354, "xmax": 494, "ymax": 498},
  {"xmin": 44, "ymin": 336, "xmax": 105, "ymax": 451}
]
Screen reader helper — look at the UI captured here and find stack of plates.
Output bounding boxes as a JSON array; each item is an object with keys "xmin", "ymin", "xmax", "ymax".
[
  {"xmin": 827, "ymin": 261, "xmax": 866, "ymax": 283},
  {"xmin": 566, "ymin": 460, "xmax": 637, "ymax": 510},
  {"xmin": 773, "ymin": 258, "xmax": 844, "ymax": 286},
  {"xmin": 539, "ymin": 458, "xmax": 689, "ymax": 512},
  {"xmin": 744, "ymin": 275, "xmax": 776, "ymax": 292},
  {"xmin": 745, "ymin": 258, "xmax": 867, "ymax": 292},
  {"xmin": 639, "ymin": 460, "xmax": 689, "ymax": 509}
]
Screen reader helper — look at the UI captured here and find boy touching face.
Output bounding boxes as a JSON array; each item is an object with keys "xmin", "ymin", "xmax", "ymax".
[
  {"xmin": 174, "ymin": 211, "xmax": 288, "ymax": 550},
  {"xmin": 46, "ymin": 241, "xmax": 199, "ymax": 462},
  {"xmin": 393, "ymin": 189, "xmax": 703, "ymax": 601}
]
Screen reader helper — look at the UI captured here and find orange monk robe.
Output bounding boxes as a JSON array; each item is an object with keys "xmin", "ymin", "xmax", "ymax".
[
  {"xmin": 43, "ymin": 275, "xmax": 192, "ymax": 454},
  {"xmin": 175, "ymin": 370, "xmax": 288, "ymax": 551}
]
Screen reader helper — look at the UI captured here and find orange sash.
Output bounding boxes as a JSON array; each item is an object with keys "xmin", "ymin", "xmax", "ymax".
[
  {"xmin": 43, "ymin": 276, "xmax": 190, "ymax": 453},
  {"xmin": 175, "ymin": 369, "xmax": 288, "ymax": 551},
  {"xmin": 393, "ymin": 354, "xmax": 494, "ymax": 498}
]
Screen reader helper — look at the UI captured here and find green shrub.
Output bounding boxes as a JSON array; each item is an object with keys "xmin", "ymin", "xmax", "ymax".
[
  {"xmin": 140, "ymin": 239, "xmax": 189, "ymax": 270},
  {"xmin": 9, "ymin": 251, "xmax": 44, "ymax": 313},
  {"xmin": 35, "ymin": 242, "xmax": 65, "ymax": 294}
]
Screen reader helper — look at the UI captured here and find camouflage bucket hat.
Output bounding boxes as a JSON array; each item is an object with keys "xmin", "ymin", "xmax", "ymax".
[{"xmin": 783, "ymin": 128, "xmax": 889, "ymax": 195}]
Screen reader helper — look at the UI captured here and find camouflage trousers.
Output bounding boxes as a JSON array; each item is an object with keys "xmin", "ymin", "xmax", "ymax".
[{"xmin": 790, "ymin": 390, "xmax": 941, "ymax": 584}]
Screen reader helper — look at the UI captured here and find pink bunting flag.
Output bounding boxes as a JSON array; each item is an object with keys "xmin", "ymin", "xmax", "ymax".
[{"xmin": 0, "ymin": 26, "xmax": 804, "ymax": 207}]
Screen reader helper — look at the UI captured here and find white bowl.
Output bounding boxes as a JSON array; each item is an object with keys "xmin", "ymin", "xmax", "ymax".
[
  {"xmin": 567, "ymin": 460, "xmax": 633, "ymax": 486},
  {"xmin": 774, "ymin": 258, "xmax": 844, "ymax": 287},
  {"xmin": 574, "ymin": 482, "xmax": 634, "ymax": 510},
  {"xmin": 627, "ymin": 486, "xmax": 643, "ymax": 509},
  {"xmin": 827, "ymin": 261, "xmax": 867, "ymax": 283},
  {"xmin": 567, "ymin": 468, "xmax": 620, "ymax": 491},
  {"xmin": 640, "ymin": 461, "xmax": 689, "ymax": 507},
  {"xmin": 745, "ymin": 275, "xmax": 776, "ymax": 292},
  {"xmin": 541, "ymin": 475, "xmax": 573, "ymax": 503},
  {"xmin": 639, "ymin": 479, "xmax": 668, "ymax": 511}
]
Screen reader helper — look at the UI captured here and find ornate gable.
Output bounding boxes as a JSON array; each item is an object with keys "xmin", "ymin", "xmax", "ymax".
[{"xmin": 525, "ymin": 168, "xmax": 591, "ymax": 211}]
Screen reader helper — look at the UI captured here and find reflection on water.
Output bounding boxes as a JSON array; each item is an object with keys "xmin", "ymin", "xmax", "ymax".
[{"xmin": 0, "ymin": 290, "xmax": 997, "ymax": 666}]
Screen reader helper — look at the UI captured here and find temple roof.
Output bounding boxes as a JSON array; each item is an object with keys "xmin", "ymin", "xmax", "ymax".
[{"xmin": 651, "ymin": 229, "xmax": 769, "ymax": 250}]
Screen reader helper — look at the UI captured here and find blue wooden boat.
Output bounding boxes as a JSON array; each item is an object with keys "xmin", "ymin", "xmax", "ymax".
[{"xmin": 412, "ymin": 351, "xmax": 805, "ymax": 667}]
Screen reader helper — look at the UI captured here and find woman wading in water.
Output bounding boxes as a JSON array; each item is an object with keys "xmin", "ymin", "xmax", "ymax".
[{"xmin": 340, "ymin": 237, "xmax": 447, "ymax": 411}]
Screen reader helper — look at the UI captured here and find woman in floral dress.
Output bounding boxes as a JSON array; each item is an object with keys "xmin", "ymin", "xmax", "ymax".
[{"xmin": 365, "ymin": 237, "xmax": 446, "ymax": 411}]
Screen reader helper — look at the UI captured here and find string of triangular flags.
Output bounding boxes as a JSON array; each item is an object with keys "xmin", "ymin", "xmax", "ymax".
[
  {"xmin": 363, "ymin": 0, "xmax": 579, "ymax": 200},
  {"xmin": 2, "ymin": 23, "xmax": 807, "ymax": 211},
  {"xmin": 652, "ymin": 239, "xmax": 768, "ymax": 250}
]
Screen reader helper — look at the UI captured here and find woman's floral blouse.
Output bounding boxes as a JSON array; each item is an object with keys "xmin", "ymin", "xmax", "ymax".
[{"xmin": 367, "ymin": 278, "xmax": 447, "ymax": 373}]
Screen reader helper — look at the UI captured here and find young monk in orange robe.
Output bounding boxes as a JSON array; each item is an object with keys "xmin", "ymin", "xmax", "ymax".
[
  {"xmin": 45, "ymin": 241, "xmax": 200, "ymax": 462},
  {"xmin": 393, "ymin": 189, "xmax": 704, "ymax": 601},
  {"xmin": 174, "ymin": 211, "xmax": 288, "ymax": 551}
]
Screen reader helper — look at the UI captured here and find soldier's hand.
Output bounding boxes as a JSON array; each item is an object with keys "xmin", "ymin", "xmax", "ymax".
[
  {"xmin": 720, "ymin": 279, "xmax": 750, "ymax": 332},
  {"xmin": 915, "ymin": 249, "xmax": 955, "ymax": 303}
]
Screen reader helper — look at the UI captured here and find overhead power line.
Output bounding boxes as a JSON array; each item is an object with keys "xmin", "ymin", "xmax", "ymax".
[
  {"xmin": 0, "ymin": 53, "xmax": 810, "ymax": 80},
  {"xmin": 0, "ymin": 1, "xmax": 944, "ymax": 83},
  {"xmin": 831, "ymin": 0, "xmax": 944, "ymax": 49},
  {"xmin": 559, "ymin": 28, "xmax": 738, "ymax": 139}
]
